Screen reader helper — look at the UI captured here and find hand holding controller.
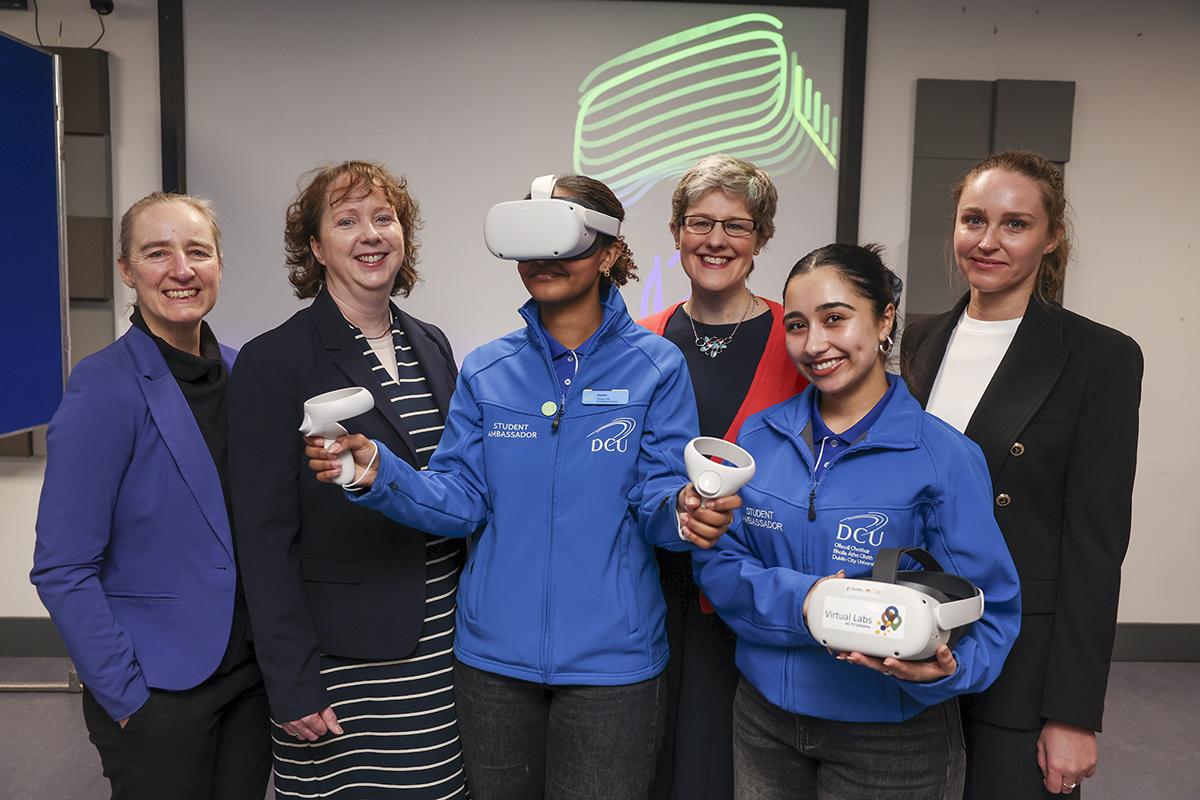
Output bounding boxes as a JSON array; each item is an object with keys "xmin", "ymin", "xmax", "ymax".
[
  {"xmin": 298, "ymin": 388, "xmax": 375, "ymax": 485},
  {"xmin": 684, "ymin": 437, "xmax": 756, "ymax": 498}
]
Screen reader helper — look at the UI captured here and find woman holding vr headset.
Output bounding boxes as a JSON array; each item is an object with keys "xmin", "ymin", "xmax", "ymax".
[
  {"xmin": 639, "ymin": 153, "xmax": 807, "ymax": 800},
  {"xmin": 693, "ymin": 243, "xmax": 1020, "ymax": 799},
  {"xmin": 303, "ymin": 174, "xmax": 741, "ymax": 800}
]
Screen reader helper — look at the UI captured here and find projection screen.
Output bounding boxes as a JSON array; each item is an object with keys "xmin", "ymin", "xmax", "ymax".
[{"xmin": 184, "ymin": 0, "xmax": 857, "ymax": 355}]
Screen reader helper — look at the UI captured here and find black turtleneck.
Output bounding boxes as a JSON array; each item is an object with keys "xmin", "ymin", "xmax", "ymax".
[{"xmin": 129, "ymin": 307, "xmax": 253, "ymax": 674}]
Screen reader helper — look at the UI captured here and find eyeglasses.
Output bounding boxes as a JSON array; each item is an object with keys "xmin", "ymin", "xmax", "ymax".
[{"xmin": 680, "ymin": 215, "xmax": 758, "ymax": 238}]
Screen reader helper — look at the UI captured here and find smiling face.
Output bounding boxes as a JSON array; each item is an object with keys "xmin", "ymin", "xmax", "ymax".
[
  {"xmin": 118, "ymin": 200, "xmax": 221, "ymax": 350},
  {"xmin": 954, "ymin": 168, "xmax": 1060, "ymax": 316},
  {"xmin": 309, "ymin": 181, "xmax": 406, "ymax": 304},
  {"xmin": 783, "ymin": 266, "xmax": 893, "ymax": 403},
  {"xmin": 671, "ymin": 189, "xmax": 763, "ymax": 300}
]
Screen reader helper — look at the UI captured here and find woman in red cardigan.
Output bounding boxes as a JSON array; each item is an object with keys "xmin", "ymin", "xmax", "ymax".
[{"xmin": 639, "ymin": 154, "xmax": 806, "ymax": 800}]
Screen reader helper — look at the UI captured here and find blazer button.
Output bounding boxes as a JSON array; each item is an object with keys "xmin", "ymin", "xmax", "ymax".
[
  {"xmin": 995, "ymin": 493, "xmax": 1012, "ymax": 507},
  {"xmin": 1010, "ymin": 442, "xmax": 1025, "ymax": 456},
  {"xmin": 389, "ymin": 481, "xmax": 400, "ymax": 491}
]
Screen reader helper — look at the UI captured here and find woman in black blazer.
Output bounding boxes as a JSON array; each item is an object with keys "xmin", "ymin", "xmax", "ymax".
[
  {"xmin": 228, "ymin": 161, "xmax": 467, "ymax": 799},
  {"xmin": 900, "ymin": 150, "xmax": 1142, "ymax": 799}
]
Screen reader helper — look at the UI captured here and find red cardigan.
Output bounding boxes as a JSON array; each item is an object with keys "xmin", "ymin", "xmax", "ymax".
[{"xmin": 638, "ymin": 297, "xmax": 808, "ymax": 442}]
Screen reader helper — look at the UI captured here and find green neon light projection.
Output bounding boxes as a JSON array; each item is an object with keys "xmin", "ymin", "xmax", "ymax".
[{"xmin": 574, "ymin": 13, "xmax": 840, "ymax": 206}]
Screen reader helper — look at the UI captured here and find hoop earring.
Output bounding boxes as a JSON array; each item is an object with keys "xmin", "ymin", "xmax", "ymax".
[
  {"xmin": 601, "ymin": 266, "xmax": 612, "ymax": 278},
  {"xmin": 879, "ymin": 335, "xmax": 894, "ymax": 354}
]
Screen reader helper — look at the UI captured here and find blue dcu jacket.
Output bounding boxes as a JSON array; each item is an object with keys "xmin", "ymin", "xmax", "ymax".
[
  {"xmin": 351, "ymin": 286, "xmax": 697, "ymax": 685},
  {"xmin": 694, "ymin": 376, "xmax": 1020, "ymax": 722}
]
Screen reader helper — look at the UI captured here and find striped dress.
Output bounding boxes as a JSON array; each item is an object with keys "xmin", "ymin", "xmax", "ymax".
[{"xmin": 271, "ymin": 318, "xmax": 469, "ymax": 799}]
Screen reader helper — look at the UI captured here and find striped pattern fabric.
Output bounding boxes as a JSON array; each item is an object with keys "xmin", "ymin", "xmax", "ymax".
[{"xmin": 271, "ymin": 317, "xmax": 468, "ymax": 799}]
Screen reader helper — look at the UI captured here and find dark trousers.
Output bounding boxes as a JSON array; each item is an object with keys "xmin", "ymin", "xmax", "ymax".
[
  {"xmin": 732, "ymin": 677, "xmax": 965, "ymax": 800},
  {"xmin": 964, "ymin": 717, "xmax": 1081, "ymax": 799},
  {"xmin": 81, "ymin": 658, "xmax": 271, "ymax": 800},
  {"xmin": 651, "ymin": 549, "xmax": 738, "ymax": 800},
  {"xmin": 453, "ymin": 659, "xmax": 666, "ymax": 800}
]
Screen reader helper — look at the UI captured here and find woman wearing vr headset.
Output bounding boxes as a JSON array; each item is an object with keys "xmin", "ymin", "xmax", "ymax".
[
  {"xmin": 227, "ymin": 161, "xmax": 468, "ymax": 799},
  {"xmin": 303, "ymin": 174, "xmax": 740, "ymax": 800},
  {"xmin": 639, "ymin": 154, "xmax": 807, "ymax": 800},
  {"xmin": 694, "ymin": 243, "xmax": 1021, "ymax": 799},
  {"xmin": 900, "ymin": 151, "xmax": 1143, "ymax": 798}
]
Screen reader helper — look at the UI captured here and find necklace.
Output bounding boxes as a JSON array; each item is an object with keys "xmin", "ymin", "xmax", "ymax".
[
  {"xmin": 359, "ymin": 314, "xmax": 394, "ymax": 341},
  {"xmin": 685, "ymin": 292, "xmax": 756, "ymax": 359}
]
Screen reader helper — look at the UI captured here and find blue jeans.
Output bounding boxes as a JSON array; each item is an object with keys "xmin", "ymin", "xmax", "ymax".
[
  {"xmin": 732, "ymin": 677, "xmax": 965, "ymax": 800},
  {"xmin": 453, "ymin": 660, "xmax": 666, "ymax": 800}
]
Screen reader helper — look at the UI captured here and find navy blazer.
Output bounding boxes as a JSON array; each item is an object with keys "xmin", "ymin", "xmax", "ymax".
[
  {"xmin": 228, "ymin": 290, "xmax": 458, "ymax": 723},
  {"xmin": 32, "ymin": 325, "xmax": 238, "ymax": 721}
]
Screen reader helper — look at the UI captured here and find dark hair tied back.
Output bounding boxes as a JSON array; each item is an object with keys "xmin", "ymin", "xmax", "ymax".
[
  {"xmin": 887, "ymin": 270, "xmax": 904, "ymax": 308},
  {"xmin": 784, "ymin": 242, "xmax": 902, "ymax": 341}
]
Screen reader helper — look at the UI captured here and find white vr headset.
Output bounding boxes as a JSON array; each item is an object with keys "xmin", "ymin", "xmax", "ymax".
[
  {"xmin": 684, "ymin": 437, "xmax": 756, "ymax": 499},
  {"xmin": 484, "ymin": 175, "xmax": 622, "ymax": 261},
  {"xmin": 804, "ymin": 547, "xmax": 985, "ymax": 661}
]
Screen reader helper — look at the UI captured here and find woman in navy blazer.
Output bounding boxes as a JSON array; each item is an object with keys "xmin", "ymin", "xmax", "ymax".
[{"xmin": 32, "ymin": 193, "xmax": 270, "ymax": 800}]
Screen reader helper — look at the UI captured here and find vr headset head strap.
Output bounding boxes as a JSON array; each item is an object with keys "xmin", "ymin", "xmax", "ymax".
[
  {"xmin": 872, "ymin": 547, "xmax": 944, "ymax": 582},
  {"xmin": 531, "ymin": 174, "xmax": 557, "ymax": 200}
]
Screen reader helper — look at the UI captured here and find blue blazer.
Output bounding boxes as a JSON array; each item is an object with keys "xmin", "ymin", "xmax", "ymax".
[{"xmin": 32, "ymin": 325, "xmax": 238, "ymax": 721}]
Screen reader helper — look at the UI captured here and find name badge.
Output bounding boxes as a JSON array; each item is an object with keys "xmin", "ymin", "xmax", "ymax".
[{"xmin": 582, "ymin": 389, "xmax": 629, "ymax": 406}]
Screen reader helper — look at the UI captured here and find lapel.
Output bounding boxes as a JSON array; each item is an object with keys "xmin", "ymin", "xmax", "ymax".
[
  {"xmin": 126, "ymin": 328, "xmax": 234, "ymax": 560},
  {"xmin": 395, "ymin": 307, "xmax": 454, "ymax": 416},
  {"xmin": 904, "ymin": 294, "xmax": 969, "ymax": 408},
  {"xmin": 965, "ymin": 295, "xmax": 1068, "ymax": 476},
  {"xmin": 312, "ymin": 290, "xmax": 419, "ymax": 464}
]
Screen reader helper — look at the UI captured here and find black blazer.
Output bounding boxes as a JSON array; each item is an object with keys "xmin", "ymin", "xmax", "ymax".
[
  {"xmin": 228, "ymin": 290, "xmax": 458, "ymax": 722},
  {"xmin": 900, "ymin": 293, "xmax": 1142, "ymax": 732}
]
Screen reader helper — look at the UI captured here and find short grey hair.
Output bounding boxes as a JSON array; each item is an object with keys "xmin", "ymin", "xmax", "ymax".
[{"xmin": 669, "ymin": 154, "xmax": 779, "ymax": 243}]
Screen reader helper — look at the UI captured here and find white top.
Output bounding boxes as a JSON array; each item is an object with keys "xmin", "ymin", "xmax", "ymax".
[
  {"xmin": 925, "ymin": 311, "xmax": 1022, "ymax": 433},
  {"xmin": 366, "ymin": 334, "xmax": 399, "ymax": 382}
]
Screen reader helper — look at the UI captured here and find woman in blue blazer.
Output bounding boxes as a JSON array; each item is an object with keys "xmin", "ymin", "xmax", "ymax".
[{"xmin": 31, "ymin": 193, "xmax": 270, "ymax": 800}]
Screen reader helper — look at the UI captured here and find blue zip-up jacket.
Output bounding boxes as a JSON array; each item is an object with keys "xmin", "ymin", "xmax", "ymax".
[
  {"xmin": 350, "ymin": 286, "xmax": 697, "ymax": 685},
  {"xmin": 694, "ymin": 377, "xmax": 1020, "ymax": 722}
]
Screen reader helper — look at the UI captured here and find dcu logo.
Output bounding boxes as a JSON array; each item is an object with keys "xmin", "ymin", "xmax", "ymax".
[
  {"xmin": 836, "ymin": 512, "xmax": 889, "ymax": 547},
  {"xmin": 587, "ymin": 417, "xmax": 637, "ymax": 453}
]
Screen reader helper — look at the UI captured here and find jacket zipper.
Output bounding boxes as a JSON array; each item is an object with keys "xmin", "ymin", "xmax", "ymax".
[
  {"xmin": 806, "ymin": 438, "xmax": 913, "ymax": 523},
  {"xmin": 520, "ymin": 296, "xmax": 621, "ymax": 679}
]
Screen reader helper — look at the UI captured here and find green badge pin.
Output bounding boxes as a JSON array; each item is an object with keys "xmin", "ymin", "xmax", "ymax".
[{"xmin": 541, "ymin": 401, "xmax": 558, "ymax": 417}]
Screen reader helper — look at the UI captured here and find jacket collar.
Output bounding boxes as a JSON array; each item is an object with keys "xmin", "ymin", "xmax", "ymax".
[
  {"xmin": 310, "ymin": 289, "xmax": 455, "ymax": 463},
  {"xmin": 903, "ymin": 294, "xmax": 970, "ymax": 408},
  {"xmin": 518, "ymin": 283, "xmax": 633, "ymax": 355},
  {"xmin": 125, "ymin": 326, "xmax": 234, "ymax": 560},
  {"xmin": 762, "ymin": 374, "xmax": 924, "ymax": 464},
  {"xmin": 963, "ymin": 294, "xmax": 1067, "ymax": 475}
]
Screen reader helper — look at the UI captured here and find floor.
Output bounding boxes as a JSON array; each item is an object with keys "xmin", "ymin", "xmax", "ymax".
[{"xmin": 2, "ymin": 658, "xmax": 1197, "ymax": 799}]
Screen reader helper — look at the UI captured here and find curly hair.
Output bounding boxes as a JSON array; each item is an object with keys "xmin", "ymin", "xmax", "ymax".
[
  {"xmin": 551, "ymin": 175, "xmax": 638, "ymax": 287},
  {"xmin": 670, "ymin": 153, "xmax": 779, "ymax": 243},
  {"xmin": 284, "ymin": 160, "xmax": 423, "ymax": 299},
  {"xmin": 952, "ymin": 150, "xmax": 1072, "ymax": 303}
]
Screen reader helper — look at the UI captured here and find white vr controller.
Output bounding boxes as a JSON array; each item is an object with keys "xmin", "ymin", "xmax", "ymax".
[
  {"xmin": 684, "ymin": 437, "xmax": 756, "ymax": 499},
  {"xmin": 298, "ymin": 387, "xmax": 375, "ymax": 485},
  {"xmin": 484, "ymin": 174, "xmax": 622, "ymax": 261}
]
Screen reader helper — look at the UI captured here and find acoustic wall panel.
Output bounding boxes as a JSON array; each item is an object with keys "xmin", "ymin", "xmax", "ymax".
[{"xmin": 905, "ymin": 79, "xmax": 1075, "ymax": 322}]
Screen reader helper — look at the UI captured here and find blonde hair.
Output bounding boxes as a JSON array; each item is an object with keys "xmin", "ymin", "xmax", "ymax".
[
  {"xmin": 953, "ymin": 150, "xmax": 1072, "ymax": 302},
  {"xmin": 119, "ymin": 192, "xmax": 222, "ymax": 262}
]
